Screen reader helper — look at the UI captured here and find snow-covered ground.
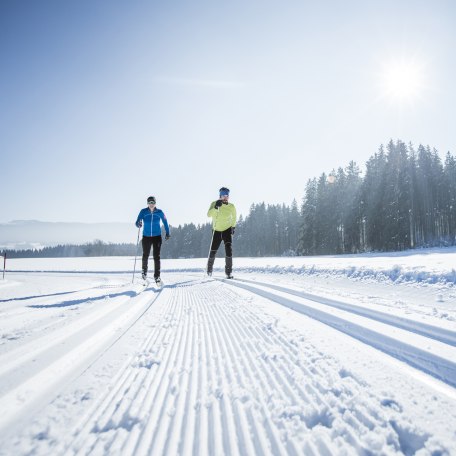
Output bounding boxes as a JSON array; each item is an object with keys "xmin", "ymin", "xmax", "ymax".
[{"xmin": 0, "ymin": 249, "xmax": 455, "ymax": 455}]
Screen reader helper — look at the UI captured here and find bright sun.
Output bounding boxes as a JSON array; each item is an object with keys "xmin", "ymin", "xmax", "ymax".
[{"xmin": 380, "ymin": 60, "xmax": 427, "ymax": 103}]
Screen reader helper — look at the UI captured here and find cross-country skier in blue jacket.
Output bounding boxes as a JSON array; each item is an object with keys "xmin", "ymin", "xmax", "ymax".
[{"xmin": 135, "ymin": 196, "xmax": 170, "ymax": 285}]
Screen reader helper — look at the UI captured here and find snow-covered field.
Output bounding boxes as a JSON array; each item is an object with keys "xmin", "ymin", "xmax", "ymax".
[{"xmin": 1, "ymin": 249, "xmax": 456, "ymax": 455}]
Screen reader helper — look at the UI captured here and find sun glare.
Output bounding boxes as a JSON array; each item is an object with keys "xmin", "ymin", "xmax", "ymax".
[{"xmin": 380, "ymin": 60, "xmax": 427, "ymax": 103}]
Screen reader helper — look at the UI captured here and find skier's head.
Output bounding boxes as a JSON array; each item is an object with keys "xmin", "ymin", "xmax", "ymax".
[
  {"xmin": 147, "ymin": 196, "xmax": 156, "ymax": 205},
  {"xmin": 219, "ymin": 187, "xmax": 230, "ymax": 197}
]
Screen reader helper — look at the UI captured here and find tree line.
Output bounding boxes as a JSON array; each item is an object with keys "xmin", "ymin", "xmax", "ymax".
[
  {"xmin": 4, "ymin": 140, "xmax": 456, "ymax": 259},
  {"xmin": 4, "ymin": 241, "xmax": 136, "ymax": 258},
  {"xmin": 300, "ymin": 140, "xmax": 456, "ymax": 254}
]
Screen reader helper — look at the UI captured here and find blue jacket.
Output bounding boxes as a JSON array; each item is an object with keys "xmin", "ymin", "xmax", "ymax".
[{"xmin": 135, "ymin": 207, "xmax": 170, "ymax": 237}]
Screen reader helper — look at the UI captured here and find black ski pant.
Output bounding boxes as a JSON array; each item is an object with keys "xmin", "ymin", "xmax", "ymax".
[
  {"xmin": 207, "ymin": 228, "xmax": 233, "ymax": 274},
  {"xmin": 142, "ymin": 235, "xmax": 162, "ymax": 279}
]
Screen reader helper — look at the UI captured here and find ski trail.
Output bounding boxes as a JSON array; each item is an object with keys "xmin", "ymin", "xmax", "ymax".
[
  {"xmin": 0, "ymin": 284, "xmax": 158, "ymax": 435},
  {"xmin": 0, "ymin": 281, "xmax": 145, "ymax": 355},
  {"xmin": 44, "ymin": 276, "xmax": 443, "ymax": 455},
  {"xmin": 0, "ymin": 285, "xmax": 142, "ymax": 381},
  {"xmin": 221, "ymin": 278, "xmax": 456, "ymax": 389},
  {"xmin": 234, "ymin": 277, "xmax": 456, "ymax": 346},
  {"xmin": 67, "ymin": 288, "xmax": 177, "ymax": 454},
  {"xmin": 206, "ymin": 289, "xmax": 292, "ymax": 456}
]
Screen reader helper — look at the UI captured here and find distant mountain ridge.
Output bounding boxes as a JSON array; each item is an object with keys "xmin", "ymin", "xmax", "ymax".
[{"xmin": 0, "ymin": 220, "xmax": 134, "ymax": 250}]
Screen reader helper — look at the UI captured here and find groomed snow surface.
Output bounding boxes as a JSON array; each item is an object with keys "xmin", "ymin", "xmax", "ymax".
[{"xmin": 1, "ymin": 249, "xmax": 456, "ymax": 455}]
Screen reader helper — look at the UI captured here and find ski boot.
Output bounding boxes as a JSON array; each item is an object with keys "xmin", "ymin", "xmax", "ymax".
[{"xmin": 207, "ymin": 256, "xmax": 215, "ymax": 278}]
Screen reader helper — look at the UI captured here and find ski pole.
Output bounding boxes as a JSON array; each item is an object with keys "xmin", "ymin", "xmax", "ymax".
[
  {"xmin": 206, "ymin": 202, "xmax": 220, "ymax": 271},
  {"xmin": 132, "ymin": 226, "xmax": 141, "ymax": 284},
  {"xmin": 2, "ymin": 251, "xmax": 5, "ymax": 280},
  {"xmin": 207, "ymin": 226, "xmax": 216, "ymax": 261}
]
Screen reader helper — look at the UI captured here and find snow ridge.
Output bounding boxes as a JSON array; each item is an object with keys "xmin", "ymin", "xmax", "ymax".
[{"xmin": 222, "ymin": 278, "xmax": 456, "ymax": 388}]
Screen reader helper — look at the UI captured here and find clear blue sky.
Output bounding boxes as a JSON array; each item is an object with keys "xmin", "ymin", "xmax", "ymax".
[{"xmin": 1, "ymin": 0, "xmax": 455, "ymax": 228}]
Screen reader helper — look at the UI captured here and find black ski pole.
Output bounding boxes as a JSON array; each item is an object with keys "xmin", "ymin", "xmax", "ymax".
[
  {"xmin": 206, "ymin": 202, "xmax": 219, "ymax": 274},
  {"xmin": 132, "ymin": 227, "xmax": 141, "ymax": 284}
]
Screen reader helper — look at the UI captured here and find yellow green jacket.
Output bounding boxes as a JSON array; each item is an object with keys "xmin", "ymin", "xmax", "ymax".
[{"xmin": 207, "ymin": 201, "xmax": 237, "ymax": 232}]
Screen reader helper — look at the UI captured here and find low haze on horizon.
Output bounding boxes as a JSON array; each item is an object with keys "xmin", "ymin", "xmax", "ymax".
[{"xmin": 1, "ymin": 0, "xmax": 455, "ymax": 228}]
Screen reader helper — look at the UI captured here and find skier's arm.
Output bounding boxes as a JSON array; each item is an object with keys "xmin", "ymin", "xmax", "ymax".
[
  {"xmin": 207, "ymin": 201, "xmax": 218, "ymax": 218},
  {"xmin": 160, "ymin": 211, "xmax": 170, "ymax": 235},
  {"xmin": 135, "ymin": 210, "xmax": 143, "ymax": 228},
  {"xmin": 232, "ymin": 205, "xmax": 237, "ymax": 227}
]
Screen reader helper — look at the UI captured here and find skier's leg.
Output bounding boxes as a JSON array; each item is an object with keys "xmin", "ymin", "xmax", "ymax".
[
  {"xmin": 207, "ymin": 231, "xmax": 222, "ymax": 274},
  {"xmin": 222, "ymin": 229, "xmax": 233, "ymax": 276},
  {"xmin": 142, "ymin": 237, "xmax": 153, "ymax": 277},
  {"xmin": 152, "ymin": 236, "xmax": 162, "ymax": 280}
]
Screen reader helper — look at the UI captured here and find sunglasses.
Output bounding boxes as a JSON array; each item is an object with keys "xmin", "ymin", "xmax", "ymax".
[{"xmin": 148, "ymin": 201, "xmax": 156, "ymax": 205}]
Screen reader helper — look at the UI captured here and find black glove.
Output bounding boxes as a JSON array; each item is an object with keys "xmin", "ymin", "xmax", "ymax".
[
  {"xmin": 231, "ymin": 226, "xmax": 235, "ymax": 235},
  {"xmin": 136, "ymin": 221, "xmax": 143, "ymax": 228},
  {"xmin": 215, "ymin": 199, "xmax": 222, "ymax": 208},
  {"xmin": 165, "ymin": 234, "xmax": 170, "ymax": 240}
]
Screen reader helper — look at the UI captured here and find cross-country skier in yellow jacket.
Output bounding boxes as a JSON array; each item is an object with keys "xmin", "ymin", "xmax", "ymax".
[{"xmin": 207, "ymin": 187, "xmax": 237, "ymax": 278}]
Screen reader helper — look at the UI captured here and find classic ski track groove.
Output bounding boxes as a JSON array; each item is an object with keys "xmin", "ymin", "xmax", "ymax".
[
  {"xmin": 234, "ymin": 277, "xmax": 456, "ymax": 346},
  {"xmin": 216, "ymin": 277, "xmax": 456, "ymax": 388},
  {"xmin": 52, "ymin": 276, "xmax": 412, "ymax": 455},
  {"xmin": 0, "ymin": 281, "xmax": 144, "ymax": 355},
  {"xmin": 0, "ymin": 282, "xmax": 159, "ymax": 434},
  {"xmin": 0, "ymin": 284, "xmax": 146, "ymax": 378}
]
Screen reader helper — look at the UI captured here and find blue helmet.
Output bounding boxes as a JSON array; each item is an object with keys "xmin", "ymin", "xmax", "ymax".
[{"xmin": 219, "ymin": 187, "xmax": 230, "ymax": 197}]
